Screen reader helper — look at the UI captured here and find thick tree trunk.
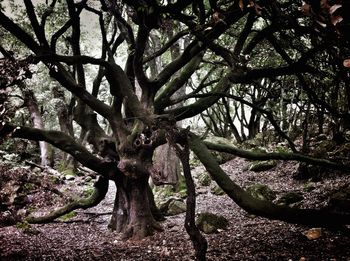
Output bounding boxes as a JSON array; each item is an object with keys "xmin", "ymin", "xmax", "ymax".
[{"xmin": 109, "ymin": 175, "xmax": 162, "ymax": 240}]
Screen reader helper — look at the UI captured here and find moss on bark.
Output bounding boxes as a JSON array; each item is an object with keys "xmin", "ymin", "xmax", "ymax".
[{"xmin": 189, "ymin": 133, "xmax": 350, "ymax": 228}]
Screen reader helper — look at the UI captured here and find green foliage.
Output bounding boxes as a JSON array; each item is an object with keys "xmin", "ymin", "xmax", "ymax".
[
  {"xmin": 27, "ymin": 206, "xmax": 36, "ymax": 214},
  {"xmin": 189, "ymin": 158, "xmax": 201, "ymax": 169},
  {"xmin": 16, "ymin": 220, "xmax": 30, "ymax": 230},
  {"xmin": 276, "ymin": 145, "xmax": 291, "ymax": 154},
  {"xmin": 153, "ymin": 185, "xmax": 176, "ymax": 200},
  {"xmin": 50, "ymin": 175, "xmax": 60, "ymax": 185},
  {"xmin": 16, "ymin": 220, "xmax": 40, "ymax": 235},
  {"xmin": 22, "ymin": 182, "xmax": 34, "ymax": 192},
  {"xmin": 61, "ymin": 168, "xmax": 76, "ymax": 177},
  {"xmin": 83, "ymin": 187, "xmax": 95, "ymax": 197}
]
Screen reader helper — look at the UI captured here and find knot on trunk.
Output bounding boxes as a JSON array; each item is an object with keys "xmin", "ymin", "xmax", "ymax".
[{"xmin": 133, "ymin": 125, "xmax": 161, "ymax": 150}]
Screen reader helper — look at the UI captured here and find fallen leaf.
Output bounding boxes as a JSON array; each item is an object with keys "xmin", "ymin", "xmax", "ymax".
[
  {"xmin": 303, "ymin": 228, "xmax": 322, "ymax": 240},
  {"xmin": 239, "ymin": 0, "xmax": 244, "ymax": 11},
  {"xmin": 343, "ymin": 59, "xmax": 350, "ymax": 68}
]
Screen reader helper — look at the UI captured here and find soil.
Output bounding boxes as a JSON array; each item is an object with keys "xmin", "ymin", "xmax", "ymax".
[{"xmin": 1, "ymin": 157, "xmax": 350, "ymax": 261}]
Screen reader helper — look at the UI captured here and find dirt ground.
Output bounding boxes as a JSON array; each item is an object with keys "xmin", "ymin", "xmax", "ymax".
[{"xmin": 1, "ymin": 157, "xmax": 350, "ymax": 261}]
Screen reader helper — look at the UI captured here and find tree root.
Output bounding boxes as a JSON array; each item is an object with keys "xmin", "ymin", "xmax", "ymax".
[
  {"xmin": 26, "ymin": 176, "xmax": 109, "ymax": 224},
  {"xmin": 190, "ymin": 134, "xmax": 350, "ymax": 228}
]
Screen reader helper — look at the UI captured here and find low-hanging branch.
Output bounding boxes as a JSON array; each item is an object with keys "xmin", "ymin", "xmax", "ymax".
[
  {"xmin": 189, "ymin": 134, "xmax": 350, "ymax": 228},
  {"xmin": 26, "ymin": 176, "xmax": 109, "ymax": 224},
  {"xmin": 49, "ymin": 63, "xmax": 113, "ymax": 121},
  {"xmin": 203, "ymin": 140, "xmax": 349, "ymax": 171},
  {"xmin": 0, "ymin": 124, "xmax": 117, "ymax": 177}
]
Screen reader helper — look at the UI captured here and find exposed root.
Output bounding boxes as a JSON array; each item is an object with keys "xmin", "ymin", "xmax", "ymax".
[{"xmin": 26, "ymin": 176, "xmax": 109, "ymax": 224}]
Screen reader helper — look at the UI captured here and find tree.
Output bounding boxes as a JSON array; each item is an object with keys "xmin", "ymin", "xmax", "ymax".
[{"xmin": 1, "ymin": 0, "xmax": 350, "ymax": 259}]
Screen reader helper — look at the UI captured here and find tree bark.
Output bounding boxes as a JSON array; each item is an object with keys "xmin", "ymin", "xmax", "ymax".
[
  {"xmin": 22, "ymin": 86, "xmax": 50, "ymax": 166},
  {"xmin": 152, "ymin": 144, "xmax": 180, "ymax": 185},
  {"xmin": 109, "ymin": 175, "xmax": 162, "ymax": 240},
  {"xmin": 171, "ymin": 132, "xmax": 207, "ymax": 261},
  {"xmin": 52, "ymin": 85, "xmax": 75, "ymax": 166},
  {"xmin": 203, "ymin": 140, "xmax": 349, "ymax": 171}
]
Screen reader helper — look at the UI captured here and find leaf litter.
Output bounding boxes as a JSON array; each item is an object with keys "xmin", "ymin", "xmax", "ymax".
[{"xmin": 1, "ymin": 158, "xmax": 350, "ymax": 260}]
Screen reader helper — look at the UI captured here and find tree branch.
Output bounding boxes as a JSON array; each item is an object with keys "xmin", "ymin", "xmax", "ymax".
[
  {"xmin": 155, "ymin": 52, "xmax": 203, "ymax": 111},
  {"xmin": 189, "ymin": 134, "xmax": 350, "ymax": 228},
  {"xmin": 165, "ymin": 70, "xmax": 234, "ymax": 120},
  {"xmin": 203, "ymin": 140, "xmax": 349, "ymax": 171},
  {"xmin": 0, "ymin": 124, "xmax": 117, "ymax": 177},
  {"xmin": 187, "ymin": 92, "xmax": 297, "ymax": 151},
  {"xmin": 169, "ymin": 129, "xmax": 207, "ymax": 261},
  {"xmin": 27, "ymin": 176, "xmax": 109, "ymax": 223},
  {"xmin": 23, "ymin": 0, "xmax": 49, "ymax": 47},
  {"xmin": 36, "ymin": 54, "xmax": 111, "ymax": 68},
  {"xmin": 143, "ymin": 29, "xmax": 189, "ymax": 64},
  {"xmin": 49, "ymin": 63, "xmax": 112, "ymax": 120},
  {"xmin": 0, "ymin": 11, "xmax": 40, "ymax": 53}
]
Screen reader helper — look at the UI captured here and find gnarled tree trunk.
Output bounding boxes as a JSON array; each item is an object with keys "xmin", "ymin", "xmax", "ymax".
[{"xmin": 109, "ymin": 175, "xmax": 162, "ymax": 240}]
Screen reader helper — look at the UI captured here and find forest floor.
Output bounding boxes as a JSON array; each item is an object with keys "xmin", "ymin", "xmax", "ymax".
[{"xmin": 1, "ymin": 157, "xmax": 350, "ymax": 261}]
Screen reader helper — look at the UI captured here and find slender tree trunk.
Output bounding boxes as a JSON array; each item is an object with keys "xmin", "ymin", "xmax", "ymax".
[
  {"xmin": 52, "ymin": 86, "xmax": 75, "ymax": 167},
  {"xmin": 170, "ymin": 133, "xmax": 207, "ymax": 261},
  {"xmin": 22, "ymin": 86, "xmax": 49, "ymax": 166},
  {"xmin": 223, "ymin": 98, "xmax": 242, "ymax": 143}
]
